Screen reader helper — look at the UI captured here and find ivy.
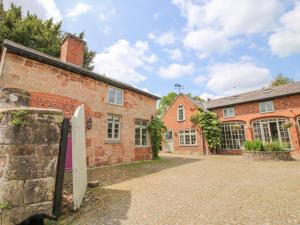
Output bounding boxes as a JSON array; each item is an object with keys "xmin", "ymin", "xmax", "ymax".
[
  {"xmin": 147, "ymin": 117, "xmax": 166, "ymax": 159},
  {"xmin": 191, "ymin": 109, "xmax": 221, "ymax": 153},
  {"xmin": 10, "ymin": 110, "xmax": 29, "ymax": 127}
]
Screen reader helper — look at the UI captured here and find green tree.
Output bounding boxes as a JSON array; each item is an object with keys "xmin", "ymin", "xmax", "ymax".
[
  {"xmin": 186, "ymin": 93, "xmax": 204, "ymax": 102},
  {"xmin": 158, "ymin": 92, "xmax": 178, "ymax": 115},
  {"xmin": 191, "ymin": 109, "xmax": 221, "ymax": 153},
  {"xmin": 147, "ymin": 117, "xmax": 166, "ymax": 159},
  {"xmin": 271, "ymin": 73, "xmax": 294, "ymax": 87},
  {"xmin": 0, "ymin": 4, "xmax": 96, "ymax": 70}
]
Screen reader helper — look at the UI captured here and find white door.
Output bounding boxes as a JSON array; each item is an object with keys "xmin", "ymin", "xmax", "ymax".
[
  {"xmin": 164, "ymin": 130, "xmax": 174, "ymax": 152},
  {"xmin": 72, "ymin": 104, "xmax": 87, "ymax": 211}
]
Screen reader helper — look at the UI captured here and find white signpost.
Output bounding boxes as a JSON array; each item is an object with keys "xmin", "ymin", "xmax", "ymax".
[{"xmin": 72, "ymin": 104, "xmax": 87, "ymax": 211}]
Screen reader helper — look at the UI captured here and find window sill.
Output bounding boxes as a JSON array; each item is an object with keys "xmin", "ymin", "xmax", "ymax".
[
  {"xmin": 105, "ymin": 140, "xmax": 121, "ymax": 144},
  {"xmin": 107, "ymin": 102, "xmax": 124, "ymax": 107},
  {"xmin": 179, "ymin": 145, "xmax": 198, "ymax": 147},
  {"xmin": 135, "ymin": 145, "xmax": 150, "ymax": 148},
  {"xmin": 259, "ymin": 111, "xmax": 275, "ymax": 114},
  {"xmin": 177, "ymin": 120, "xmax": 185, "ymax": 122}
]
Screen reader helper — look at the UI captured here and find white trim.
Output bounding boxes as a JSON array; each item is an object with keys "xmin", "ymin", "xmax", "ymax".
[
  {"xmin": 178, "ymin": 129, "xmax": 197, "ymax": 146},
  {"xmin": 135, "ymin": 119, "xmax": 149, "ymax": 147},
  {"xmin": 223, "ymin": 107, "xmax": 235, "ymax": 118},
  {"xmin": 106, "ymin": 114, "xmax": 121, "ymax": 141},
  {"xmin": 177, "ymin": 104, "xmax": 185, "ymax": 121},
  {"xmin": 259, "ymin": 100, "xmax": 274, "ymax": 113},
  {"xmin": 107, "ymin": 86, "xmax": 124, "ymax": 106}
]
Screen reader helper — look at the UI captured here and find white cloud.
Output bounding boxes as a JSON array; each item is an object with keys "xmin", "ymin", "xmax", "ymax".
[
  {"xmin": 94, "ymin": 40, "xmax": 157, "ymax": 85},
  {"xmin": 173, "ymin": 0, "xmax": 284, "ymax": 57},
  {"xmin": 158, "ymin": 63, "xmax": 194, "ymax": 79},
  {"xmin": 269, "ymin": 3, "xmax": 300, "ymax": 57},
  {"xmin": 4, "ymin": 0, "xmax": 62, "ymax": 22},
  {"xmin": 183, "ymin": 28, "xmax": 236, "ymax": 58},
  {"xmin": 66, "ymin": 2, "xmax": 91, "ymax": 18},
  {"xmin": 193, "ymin": 76, "xmax": 207, "ymax": 85},
  {"xmin": 205, "ymin": 62, "xmax": 272, "ymax": 95},
  {"xmin": 200, "ymin": 92, "xmax": 221, "ymax": 101},
  {"xmin": 172, "ymin": 0, "xmax": 283, "ymax": 35},
  {"xmin": 166, "ymin": 49, "xmax": 183, "ymax": 61},
  {"xmin": 148, "ymin": 32, "xmax": 176, "ymax": 45}
]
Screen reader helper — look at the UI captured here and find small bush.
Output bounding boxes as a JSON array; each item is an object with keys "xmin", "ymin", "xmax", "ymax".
[
  {"xmin": 243, "ymin": 140, "xmax": 264, "ymax": 151},
  {"xmin": 264, "ymin": 140, "xmax": 284, "ymax": 152}
]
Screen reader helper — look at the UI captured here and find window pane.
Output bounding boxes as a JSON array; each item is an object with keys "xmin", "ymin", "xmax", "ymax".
[
  {"xmin": 220, "ymin": 122, "xmax": 246, "ymax": 150},
  {"xmin": 142, "ymin": 128, "xmax": 147, "ymax": 145},
  {"xmin": 108, "ymin": 88, "xmax": 115, "ymax": 103},
  {"xmin": 185, "ymin": 135, "xmax": 190, "ymax": 145},
  {"xmin": 135, "ymin": 128, "xmax": 140, "ymax": 145},
  {"xmin": 116, "ymin": 90, "xmax": 123, "ymax": 105}
]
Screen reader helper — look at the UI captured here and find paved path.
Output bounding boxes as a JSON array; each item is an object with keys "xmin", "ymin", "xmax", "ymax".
[{"xmin": 59, "ymin": 153, "xmax": 300, "ymax": 225}]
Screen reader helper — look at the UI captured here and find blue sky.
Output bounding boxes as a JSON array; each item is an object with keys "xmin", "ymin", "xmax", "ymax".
[{"xmin": 4, "ymin": 0, "xmax": 300, "ymax": 99}]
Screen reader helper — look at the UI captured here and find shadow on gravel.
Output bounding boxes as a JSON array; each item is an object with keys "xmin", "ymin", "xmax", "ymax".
[{"xmin": 58, "ymin": 156, "xmax": 200, "ymax": 225}]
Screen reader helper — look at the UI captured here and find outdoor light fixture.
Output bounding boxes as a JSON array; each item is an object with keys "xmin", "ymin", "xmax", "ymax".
[{"xmin": 86, "ymin": 117, "xmax": 93, "ymax": 129}]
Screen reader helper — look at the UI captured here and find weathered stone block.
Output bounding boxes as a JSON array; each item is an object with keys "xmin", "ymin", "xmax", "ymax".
[
  {"xmin": 0, "ymin": 180, "xmax": 24, "ymax": 207},
  {"xmin": 4, "ymin": 156, "xmax": 58, "ymax": 180},
  {"xmin": 0, "ymin": 145, "xmax": 35, "ymax": 156},
  {"xmin": 24, "ymin": 178, "xmax": 55, "ymax": 205},
  {"xmin": 35, "ymin": 144, "xmax": 59, "ymax": 156},
  {"xmin": 0, "ymin": 88, "xmax": 30, "ymax": 109},
  {"xmin": 1, "ymin": 201, "xmax": 52, "ymax": 225}
]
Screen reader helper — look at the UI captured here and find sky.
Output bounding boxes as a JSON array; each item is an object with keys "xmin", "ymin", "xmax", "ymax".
[{"xmin": 3, "ymin": 0, "xmax": 300, "ymax": 99}]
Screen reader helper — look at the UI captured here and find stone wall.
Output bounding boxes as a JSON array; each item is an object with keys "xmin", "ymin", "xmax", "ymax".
[
  {"xmin": 243, "ymin": 151, "xmax": 294, "ymax": 161},
  {"xmin": 0, "ymin": 108, "xmax": 63, "ymax": 225}
]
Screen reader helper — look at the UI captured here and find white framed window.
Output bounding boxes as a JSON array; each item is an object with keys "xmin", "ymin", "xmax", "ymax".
[
  {"xmin": 177, "ymin": 105, "xmax": 185, "ymax": 121},
  {"xmin": 220, "ymin": 122, "xmax": 246, "ymax": 150},
  {"xmin": 223, "ymin": 107, "xmax": 235, "ymax": 118},
  {"xmin": 165, "ymin": 130, "xmax": 173, "ymax": 141},
  {"xmin": 107, "ymin": 115, "xmax": 121, "ymax": 140},
  {"xmin": 259, "ymin": 100, "xmax": 274, "ymax": 113},
  {"xmin": 108, "ymin": 86, "xmax": 123, "ymax": 105},
  {"xmin": 252, "ymin": 118, "xmax": 291, "ymax": 149},
  {"xmin": 179, "ymin": 129, "xmax": 197, "ymax": 146},
  {"xmin": 135, "ymin": 120, "xmax": 148, "ymax": 146}
]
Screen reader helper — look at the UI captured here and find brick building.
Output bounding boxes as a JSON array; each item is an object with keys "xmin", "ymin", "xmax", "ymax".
[
  {"xmin": 161, "ymin": 94, "xmax": 207, "ymax": 154},
  {"xmin": 0, "ymin": 35, "xmax": 160, "ymax": 167},
  {"xmin": 207, "ymin": 83, "xmax": 300, "ymax": 154},
  {"xmin": 162, "ymin": 84, "xmax": 300, "ymax": 155}
]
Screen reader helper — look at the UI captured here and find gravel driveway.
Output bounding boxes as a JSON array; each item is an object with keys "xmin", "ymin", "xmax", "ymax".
[{"xmin": 58, "ymin": 153, "xmax": 300, "ymax": 225}]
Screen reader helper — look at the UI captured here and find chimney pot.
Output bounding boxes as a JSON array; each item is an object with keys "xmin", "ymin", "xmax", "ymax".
[{"xmin": 60, "ymin": 33, "xmax": 86, "ymax": 67}]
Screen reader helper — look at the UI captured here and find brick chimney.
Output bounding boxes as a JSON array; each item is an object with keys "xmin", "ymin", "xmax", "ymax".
[{"xmin": 60, "ymin": 33, "xmax": 86, "ymax": 67}]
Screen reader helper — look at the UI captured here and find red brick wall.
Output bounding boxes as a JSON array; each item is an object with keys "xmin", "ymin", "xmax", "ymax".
[
  {"xmin": 211, "ymin": 94, "xmax": 300, "ymax": 153},
  {"xmin": 60, "ymin": 36, "xmax": 84, "ymax": 66},
  {"xmin": 161, "ymin": 95, "xmax": 205, "ymax": 154}
]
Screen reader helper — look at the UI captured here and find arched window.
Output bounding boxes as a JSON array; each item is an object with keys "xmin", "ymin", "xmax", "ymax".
[
  {"xmin": 220, "ymin": 122, "xmax": 246, "ymax": 150},
  {"xmin": 252, "ymin": 117, "xmax": 291, "ymax": 149},
  {"xmin": 177, "ymin": 105, "xmax": 185, "ymax": 121}
]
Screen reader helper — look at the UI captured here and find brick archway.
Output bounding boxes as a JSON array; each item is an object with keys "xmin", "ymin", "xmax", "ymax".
[{"xmin": 29, "ymin": 92, "xmax": 93, "ymax": 118}]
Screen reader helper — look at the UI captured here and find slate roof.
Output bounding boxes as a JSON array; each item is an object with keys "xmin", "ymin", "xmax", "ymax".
[
  {"xmin": 182, "ymin": 94, "xmax": 206, "ymax": 110},
  {"xmin": 205, "ymin": 81, "xmax": 300, "ymax": 109},
  {"xmin": 2, "ymin": 40, "xmax": 160, "ymax": 100}
]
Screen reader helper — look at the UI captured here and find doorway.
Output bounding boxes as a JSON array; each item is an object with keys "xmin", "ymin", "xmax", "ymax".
[{"xmin": 164, "ymin": 130, "xmax": 174, "ymax": 152}]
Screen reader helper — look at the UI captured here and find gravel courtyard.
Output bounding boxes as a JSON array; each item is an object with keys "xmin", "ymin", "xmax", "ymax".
[{"xmin": 58, "ymin": 153, "xmax": 300, "ymax": 225}]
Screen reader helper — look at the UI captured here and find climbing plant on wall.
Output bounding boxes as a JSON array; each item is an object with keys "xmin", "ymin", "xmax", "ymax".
[
  {"xmin": 148, "ymin": 117, "xmax": 166, "ymax": 159},
  {"xmin": 191, "ymin": 109, "xmax": 221, "ymax": 153}
]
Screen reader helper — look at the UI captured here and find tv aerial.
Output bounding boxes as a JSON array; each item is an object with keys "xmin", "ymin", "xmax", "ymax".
[{"xmin": 175, "ymin": 84, "xmax": 184, "ymax": 93}]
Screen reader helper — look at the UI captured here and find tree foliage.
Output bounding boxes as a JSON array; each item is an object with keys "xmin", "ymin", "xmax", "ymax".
[
  {"xmin": 191, "ymin": 109, "xmax": 221, "ymax": 152},
  {"xmin": 147, "ymin": 117, "xmax": 166, "ymax": 159},
  {"xmin": 271, "ymin": 73, "xmax": 294, "ymax": 87},
  {"xmin": 0, "ymin": 4, "xmax": 96, "ymax": 70}
]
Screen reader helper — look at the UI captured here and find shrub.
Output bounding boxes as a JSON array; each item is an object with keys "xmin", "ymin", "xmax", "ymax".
[
  {"xmin": 264, "ymin": 140, "xmax": 284, "ymax": 152},
  {"xmin": 243, "ymin": 140, "xmax": 264, "ymax": 151},
  {"xmin": 147, "ymin": 117, "xmax": 166, "ymax": 160}
]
